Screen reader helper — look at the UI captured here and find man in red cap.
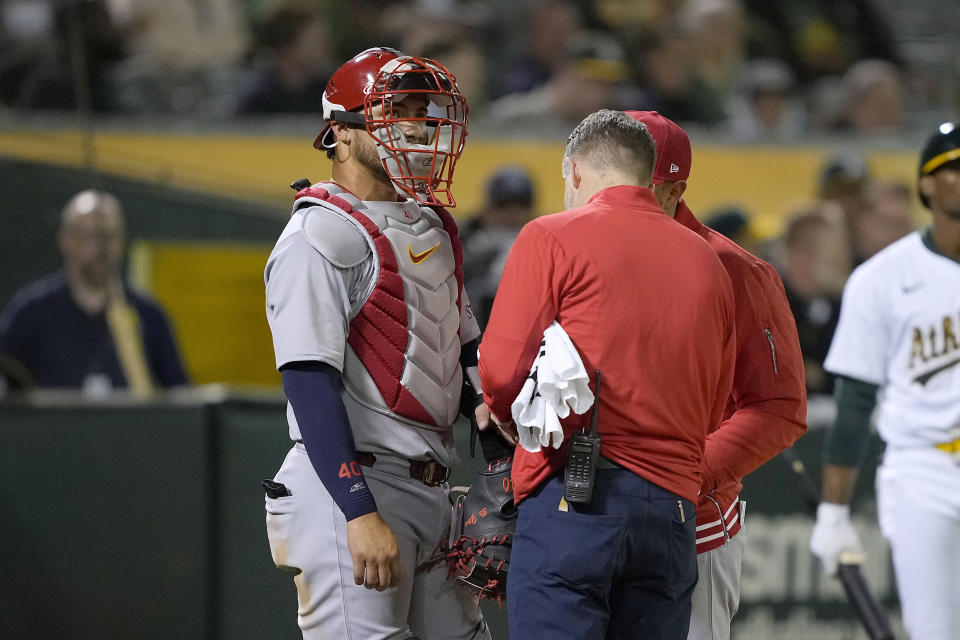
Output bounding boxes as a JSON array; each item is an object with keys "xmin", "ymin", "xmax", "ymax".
[
  {"xmin": 480, "ymin": 109, "xmax": 737, "ymax": 639},
  {"xmin": 625, "ymin": 110, "xmax": 807, "ymax": 640}
]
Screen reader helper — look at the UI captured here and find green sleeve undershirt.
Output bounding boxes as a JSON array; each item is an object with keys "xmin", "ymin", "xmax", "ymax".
[{"xmin": 823, "ymin": 375, "xmax": 879, "ymax": 467}]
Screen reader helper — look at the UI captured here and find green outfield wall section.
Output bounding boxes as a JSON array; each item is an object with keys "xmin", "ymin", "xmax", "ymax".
[
  {"xmin": 0, "ymin": 401, "xmax": 215, "ymax": 638},
  {"xmin": 0, "ymin": 391, "xmax": 298, "ymax": 640},
  {"xmin": 0, "ymin": 390, "xmax": 894, "ymax": 639}
]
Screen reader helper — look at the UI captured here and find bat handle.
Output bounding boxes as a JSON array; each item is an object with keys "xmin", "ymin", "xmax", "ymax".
[
  {"xmin": 838, "ymin": 550, "xmax": 866, "ymax": 565},
  {"xmin": 837, "ymin": 563, "xmax": 896, "ymax": 640}
]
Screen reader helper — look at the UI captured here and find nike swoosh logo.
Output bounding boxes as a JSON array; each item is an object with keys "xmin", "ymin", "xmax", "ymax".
[
  {"xmin": 914, "ymin": 356, "xmax": 960, "ymax": 385},
  {"xmin": 409, "ymin": 242, "xmax": 441, "ymax": 264},
  {"xmin": 902, "ymin": 283, "xmax": 924, "ymax": 294}
]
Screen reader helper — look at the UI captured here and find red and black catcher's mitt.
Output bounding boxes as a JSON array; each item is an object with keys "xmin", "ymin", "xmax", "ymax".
[{"xmin": 448, "ymin": 457, "xmax": 516, "ymax": 604}]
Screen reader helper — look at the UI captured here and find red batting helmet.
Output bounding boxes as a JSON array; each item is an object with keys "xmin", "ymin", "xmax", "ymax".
[{"xmin": 314, "ymin": 47, "xmax": 469, "ymax": 208}]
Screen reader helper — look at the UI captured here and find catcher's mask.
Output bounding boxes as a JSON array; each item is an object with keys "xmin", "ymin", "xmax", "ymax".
[{"xmin": 315, "ymin": 47, "xmax": 469, "ymax": 207}]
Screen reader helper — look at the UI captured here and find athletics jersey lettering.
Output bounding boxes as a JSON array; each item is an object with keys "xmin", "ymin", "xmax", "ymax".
[
  {"xmin": 825, "ymin": 231, "xmax": 960, "ymax": 449},
  {"xmin": 908, "ymin": 311, "xmax": 960, "ymax": 383}
]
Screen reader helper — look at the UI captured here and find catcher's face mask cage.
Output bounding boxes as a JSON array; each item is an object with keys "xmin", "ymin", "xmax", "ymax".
[{"xmin": 363, "ymin": 56, "xmax": 469, "ymax": 208}]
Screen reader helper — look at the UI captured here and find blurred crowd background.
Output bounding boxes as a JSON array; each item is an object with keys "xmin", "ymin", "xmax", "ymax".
[
  {"xmin": 1, "ymin": 0, "xmax": 958, "ymax": 139},
  {"xmin": 1, "ymin": 1, "xmax": 957, "ymax": 637}
]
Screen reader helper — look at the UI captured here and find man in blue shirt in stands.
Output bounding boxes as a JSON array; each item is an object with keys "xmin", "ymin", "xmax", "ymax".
[{"xmin": 0, "ymin": 189, "xmax": 188, "ymax": 394}]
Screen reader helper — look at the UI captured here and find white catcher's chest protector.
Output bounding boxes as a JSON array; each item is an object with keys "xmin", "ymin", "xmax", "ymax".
[{"xmin": 295, "ymin": 182, "xmax": 466, "ymax": 431}]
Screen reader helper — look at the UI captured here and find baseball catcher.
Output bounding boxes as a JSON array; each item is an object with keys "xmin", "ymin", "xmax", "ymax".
[{"xmin": 448, "ymin": 457, "xmax": 517, "ymax": 605}]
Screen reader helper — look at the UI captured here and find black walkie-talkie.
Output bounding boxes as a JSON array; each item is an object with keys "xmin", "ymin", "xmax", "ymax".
[{"xmin": 564, "ymin": 370, "xmax": 602, "ymax": 504}]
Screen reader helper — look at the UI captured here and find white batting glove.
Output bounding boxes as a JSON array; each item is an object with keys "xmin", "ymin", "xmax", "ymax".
[{"xmin": 810, "ymin": 502, "xmax": 865, "ymax": 576}]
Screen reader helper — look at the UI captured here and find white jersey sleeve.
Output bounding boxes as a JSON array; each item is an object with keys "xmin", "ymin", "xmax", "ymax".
[
  {"xmin": 264, "ymin": 230, "xmax": 371, "ymax": 371},
  {"xmin": 824, "ymin": 265, "xmax": 890, "ymax": 385}
]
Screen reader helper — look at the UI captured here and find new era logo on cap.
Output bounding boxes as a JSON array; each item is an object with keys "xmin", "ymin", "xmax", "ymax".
[{"xmin": 623, "ymin": 110, "xmax": 691, "ymax": 184}]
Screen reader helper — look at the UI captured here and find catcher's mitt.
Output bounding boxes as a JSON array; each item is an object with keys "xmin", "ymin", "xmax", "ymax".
[{"xmin": 448, "ymin": 457, "xmax": 516, "ymax": 604}]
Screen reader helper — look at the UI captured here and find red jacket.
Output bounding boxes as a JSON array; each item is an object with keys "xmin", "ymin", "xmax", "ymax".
[
  {"xmin": 674, "ymin": 201, "xmax": 807, "ymax": 553},
  {"xmin": 479, "ymin": 186, "xmax": 736, "ymax": 504}
]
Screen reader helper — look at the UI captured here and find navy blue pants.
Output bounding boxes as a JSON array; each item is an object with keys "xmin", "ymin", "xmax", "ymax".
[{"xmin": 507, "ymin": 469, "xmax": 698, "ymax": 640}]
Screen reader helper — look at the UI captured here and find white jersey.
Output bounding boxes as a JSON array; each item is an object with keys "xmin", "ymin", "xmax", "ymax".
[
  {"xmin": 264, "ymin": 182, "xmax": 480, "ymax": 466},
  {"xmin": 824, "ymin": 230, "xmax": 960, "ymax": 449}
]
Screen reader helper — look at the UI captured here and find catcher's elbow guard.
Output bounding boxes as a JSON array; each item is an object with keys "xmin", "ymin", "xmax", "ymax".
[{"xmin": 447, "ymin": 457, "xmax": 516, "ymax": 604}]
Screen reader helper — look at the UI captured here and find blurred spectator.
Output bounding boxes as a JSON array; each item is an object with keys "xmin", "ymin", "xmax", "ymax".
[
  {"xmin": 593, "ymin": 0, "xmax": 682, "ymax": 29},
  {"xmin": 591, "ymin": 0, "xmax": 701, "ymax": 123},
  {"xmin": 818, "ymin": 151, "xmax": 873, "ymax": 263},
  {"xmin": 0, "ymin": 190, "xmax": 189, "ymax": 395},
  {"xmin": 776, "ymin": 202, "xmax": 852, "ymax": 395},
  {"xmin": 388, "ymin": 0, "xmax": 492, "ymax": 64},
  {"xmin": 236, "ymin": 2, "xmax": 332, "ymax": 115},
  {"xmin": 632, "ymin": 23, "xmax": 703, "ymax": 124},
  {"xmin": 742, "ymin": 0, "xmax": 900, "ymax": 82},
  {"xmin": 680, "ymin": 0, "xmax": 748, "ymax": 124},
  {"xmin": 107, "ymin": 0, "xmax": 248, "ymax": 114},
  {"xmin": 833, "ymin": 59, "xmax": 905, "ymax": 134},
  {"xmin": 856, "ymin": 179, "xmax": 916, "ymax": 259},
  {"xmin": 819, "ymin": 151, "xmax": 870, "ymax": 201},
  {"xmin": 727, "ymin": 58, "xmax": 805, "ymax": 140},
  {"xmin": 0, "ymin": 0, "xmax": 53, "ymax": 106},
  {"xmin": 107, "ymin": 0, "xmax": 245, "ymax": 72},
  {"xmin": 373, "ymin": 0, "xmax": 491, "ymax": 111},
  {"xmin": 16, "ymin": 0, "xmax": 126, "ymax": 111},
  {"xmin": 419, "ymin": 38, "xmax": 487, "ymax": 113},
  {"xmin": 497, "ymin": 0, "xmax": 581, "ymax": 97},
  {"xmin": 481, "ymin": 30, "xmax": 635, "ymax": 137},
  {"xmin": 703, "ymin": 205, "xmax": 758, "ymax": 253},
  {"xmin": 461, "ymin": 166, "xmax": 536, "ymax": 328}
]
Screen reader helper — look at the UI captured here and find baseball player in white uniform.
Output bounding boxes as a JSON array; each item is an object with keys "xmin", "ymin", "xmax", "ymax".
[
  {"xmin": 261, "ymin": 47, "xmax": 491, "ymax": 640},
  {"xmin": 810, "ymin": 123, "xmax": 960, "ymax": 639}
]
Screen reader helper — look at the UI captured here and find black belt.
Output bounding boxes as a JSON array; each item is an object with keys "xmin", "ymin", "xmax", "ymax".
[
  {"xmin": 355, "ymin": 451, "xmax": 450, "ymax": 487},
  {"xmin": 596, "ymin": 455, "xmax": 622, "ymax": 470}
]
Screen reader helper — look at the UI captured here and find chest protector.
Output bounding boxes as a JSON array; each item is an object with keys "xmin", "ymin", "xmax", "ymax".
[{"xmin": 293, "ymin": 182, "xmax": 465, "ymax": 430}]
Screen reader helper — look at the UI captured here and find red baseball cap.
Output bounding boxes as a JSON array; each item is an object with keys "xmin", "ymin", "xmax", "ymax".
[{"xmin": 624, "ymin": 110, "xmax": 691, "ymax": 184}]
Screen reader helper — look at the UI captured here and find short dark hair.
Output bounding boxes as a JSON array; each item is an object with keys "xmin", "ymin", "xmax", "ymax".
[{"xmin": 563, "ymin": 110, "xmax": 656, "ymax": 184}]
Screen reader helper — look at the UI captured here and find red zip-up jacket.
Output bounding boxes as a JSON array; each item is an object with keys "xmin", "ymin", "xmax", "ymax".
[
  {"xmin": 675, "ymin": 201, "xmax": 807, "ymax": 553},
  {"xmin": 479, "ymin": 186, "xmax": 736, "ymax": 505}
]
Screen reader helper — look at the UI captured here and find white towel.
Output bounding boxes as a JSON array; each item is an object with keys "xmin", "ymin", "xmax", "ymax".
[{"xmin": 511, "ymin": 322, "xmax": 594, "ymax": 452}]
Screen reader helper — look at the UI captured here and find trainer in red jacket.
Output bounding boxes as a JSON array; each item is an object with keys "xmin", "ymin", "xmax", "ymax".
[
  {"xmin": 626, "ymin": 111, "xmax": 807, "ymax": 640},
  {"xmin": 479, "ymin": 110, "xmax": 737, "ymax": 640}
]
